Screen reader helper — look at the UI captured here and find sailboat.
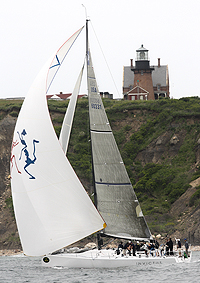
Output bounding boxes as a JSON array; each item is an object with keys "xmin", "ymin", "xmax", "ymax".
[{"xmin": 10, "ymin": 20, "xmax": 191, "ymax": 268}]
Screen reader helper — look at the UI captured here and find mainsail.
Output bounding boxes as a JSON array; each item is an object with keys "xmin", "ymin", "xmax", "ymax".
[
  {"xmin": 10, "ymin": 27, "xmax": 105, "ymax": 257},
  {"xmin": 87, "ymin": 33, "xmax": 151, "ymax": 241}
]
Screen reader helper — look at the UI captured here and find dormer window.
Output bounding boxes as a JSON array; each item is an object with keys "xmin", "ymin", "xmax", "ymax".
[{"xmin": 157, "ymin": 84, "xmax": 161, "ymax": 91}]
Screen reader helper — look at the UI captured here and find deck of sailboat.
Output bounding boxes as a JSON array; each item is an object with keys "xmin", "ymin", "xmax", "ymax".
[{"xmin": 42, "ymin": 249, "xmax": 192, "ymax": 268}]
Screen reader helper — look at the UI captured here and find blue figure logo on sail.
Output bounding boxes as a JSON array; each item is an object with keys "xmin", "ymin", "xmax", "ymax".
[{"xmin": 17, "ymin": 129, "xmax": 39, "ymax": 179}]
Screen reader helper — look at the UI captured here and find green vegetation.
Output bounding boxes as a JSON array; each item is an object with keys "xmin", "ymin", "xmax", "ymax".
[
  {"xmin": 67, "ymin": 99, "xmax": 91, "ymax": 182},
  {"xmin": 5, "ymin": 197, "xmax": 15, "ymax": 217},
  {"xmin": 133, "ymin": 163, "xmax": 190, "ymax": 215},
  {"xmin": 0, "ymin": 99, "xmax": 22, "ymax": 118},
  {"xmin": 2, "ymin": 96, "xmax": 200, "ymax": 235},
  {"xmin": 48, "ymin": 100, "xmax": 69, "ymax": 114}
]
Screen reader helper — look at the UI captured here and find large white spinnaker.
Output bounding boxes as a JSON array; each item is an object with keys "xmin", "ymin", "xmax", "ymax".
[
  {"xmin": 59, "ymin": 66, "xmax": 84, "ymax": 154},
  {"xmin": 10, "ymin": 27, "xmax": 106, "ymax": 257}
]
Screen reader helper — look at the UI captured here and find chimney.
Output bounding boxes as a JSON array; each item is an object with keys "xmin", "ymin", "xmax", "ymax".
[
  {"xmin": 158, "ymin": 58, "xmax": 160, "ymax": 68},
  {"xmin": 130, "ymin": 59, "xmax": 133, "ymax": 67}
]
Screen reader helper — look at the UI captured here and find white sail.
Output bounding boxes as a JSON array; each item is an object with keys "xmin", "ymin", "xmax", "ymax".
[
  {"xmin": 59, "ymin": 66, "xmax": 84, "ymax": 154},
  {"xmin": 10, "ymin": 27, "xmax": 105, "ymax": 257}
]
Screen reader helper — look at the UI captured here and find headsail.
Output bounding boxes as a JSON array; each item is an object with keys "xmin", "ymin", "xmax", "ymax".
[
  {"xmin": 10, "ymin": 27, "xmax": 106, "ymax": 257},
  {"xmin": 59, "ymin": 66, "xmax": 84, "ymax": 154},
  {"xmin": 87, "ymin": 34, "xmax": 152, "ymax": 241}
]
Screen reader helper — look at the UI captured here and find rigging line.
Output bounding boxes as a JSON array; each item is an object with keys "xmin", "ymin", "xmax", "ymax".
[{"xmin": 90, "ymin": 21, "xmax": 120, "ymax": 98}]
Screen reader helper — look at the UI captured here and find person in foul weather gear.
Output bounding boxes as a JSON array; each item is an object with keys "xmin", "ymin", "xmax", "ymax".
[
  {"xmin": 168, "ymin": 238, "xmax": 173, "ymax": 255},
  {"xmin": 184, "ymin": 239, "xmax": 189, "ymax": 257}
]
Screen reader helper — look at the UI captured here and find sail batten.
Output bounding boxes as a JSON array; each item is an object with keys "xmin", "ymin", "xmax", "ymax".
[
  {"xmin": 91, "ymin": 130, "xmax": 112, "ymax": 133},
  {"xmin": 95, "ymin": 182, "xmax": 132, "ymax": 185}
]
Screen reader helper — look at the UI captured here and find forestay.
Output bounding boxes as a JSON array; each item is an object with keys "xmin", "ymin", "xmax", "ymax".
[
  {"xmin": 10, "ymin": 27, "xmax": 105, "ymax": 257},
  {"xmin": 87, "ymin": 48, "xmax": 152, "ymax": 241}
]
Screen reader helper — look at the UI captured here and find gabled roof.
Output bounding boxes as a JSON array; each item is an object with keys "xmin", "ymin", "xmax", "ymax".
[
  {"xmin": 152, "ymin": 65, "xmax": 169, "ymax": 86},
  {"xmin": 46, "ymin": 93, "xmax": 86, "ymax": 100},
  {"xmin": 49, "ymin": 94, "xmax": 62, "ymax": 100},
  {"xmin": 127, "ymin": 85, "xmax": 149, "ymax": 95},
  {"xmin": 123, "ymin": 65, "xmax": 168, "ymax": 89},
  {"xmin": 123, "ymin": 66, "xmax": 134, "ymax": 88}
]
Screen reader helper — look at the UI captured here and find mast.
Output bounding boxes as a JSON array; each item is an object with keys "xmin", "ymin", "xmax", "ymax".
[
  {"xmin": 86, "ymin": 19, "xmax": 88, "ymax": 75},
  {"xmin": 86, "ymin": 19, "xmax": 97, "ymax": 207},
  {"xmin": 86, "ymin": 20, "xmax": 103, "ymax": 250}
]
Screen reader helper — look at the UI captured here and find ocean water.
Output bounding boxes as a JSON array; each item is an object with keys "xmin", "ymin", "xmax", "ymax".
[{"xmin": 0, "ymin": 251, "xmax": 200, "ymax": 283}]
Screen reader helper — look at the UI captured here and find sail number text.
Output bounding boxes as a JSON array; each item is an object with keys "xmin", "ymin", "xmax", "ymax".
[
  {"xmin": 91, "ymin": 87, "xmax": 97, "ymax": 93},
  {"xmin": 91, "ymin": 103, "xmax": 102, "ymax": 109}
]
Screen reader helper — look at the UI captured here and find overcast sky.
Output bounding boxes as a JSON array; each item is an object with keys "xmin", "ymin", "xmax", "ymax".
[{"xmin": 1, "ymin": 0, "xmax": 200, "ymax": 99}]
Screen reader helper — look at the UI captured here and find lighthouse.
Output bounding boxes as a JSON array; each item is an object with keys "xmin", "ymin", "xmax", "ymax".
[
  {"xmin": 123, "ymin": 45, "xmax": 169, "ymax": 100},
  {"xmin": 131, "ymin": 44, "xmax": 155, "ymax": 100}
]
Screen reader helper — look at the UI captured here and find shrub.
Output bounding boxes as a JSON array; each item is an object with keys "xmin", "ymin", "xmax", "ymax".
[
  {"xmin": 54, "ymin": 125, "xmax": 61, "ymax": 137},
  {"xmin": 9, "ymin": 111, "xmax": 18, "ymax": 117},
  {"xmin": 5, "ymin": 197, "xmax": 14, "ymax": 217}
]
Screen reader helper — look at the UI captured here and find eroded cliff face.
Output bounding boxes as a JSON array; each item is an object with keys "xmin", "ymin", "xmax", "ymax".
[
  {"xmin": 133, "ymin": 122, "xmax": 200, "ymax": 244},
  {"xmin": 135, "ymin": 131, "xmax": 185, "ymax": 165},
  {"xmin": 169, "ymin": 178, "xmax": 200, "ymax": 245},
  {"xmin": 0, "ymin": 116, "xmax": 15, "ymax": 195},
  {"xmin": 1, "ymin": 110, "xmax": 200, "ymax": 249},
  {"xmin": 0, "ymin": 115, "xmax": 21, "ymax": 249}
]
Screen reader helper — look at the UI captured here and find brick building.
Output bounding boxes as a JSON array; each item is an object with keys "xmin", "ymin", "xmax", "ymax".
[{"xmin": 123, "ymin": 45, "xmax": 170, "ymax": 100}]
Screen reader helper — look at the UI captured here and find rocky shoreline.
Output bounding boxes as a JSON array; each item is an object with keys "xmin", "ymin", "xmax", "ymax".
[
  {"xmin": 1, "ymin": 245, "xmax": 200, "ymax": 257},
  {"xmin": 190, "ymin": 245, "xmax": 200, "ymax": 251},
  {"xmin": 0, "ymin": 249, "xmax": 22, "ymax": 256}
]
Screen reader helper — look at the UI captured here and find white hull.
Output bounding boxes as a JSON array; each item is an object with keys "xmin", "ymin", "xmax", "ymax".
[{"xmin": 42, "ymin": 249, "xmax": 192, "ymax": 268}]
